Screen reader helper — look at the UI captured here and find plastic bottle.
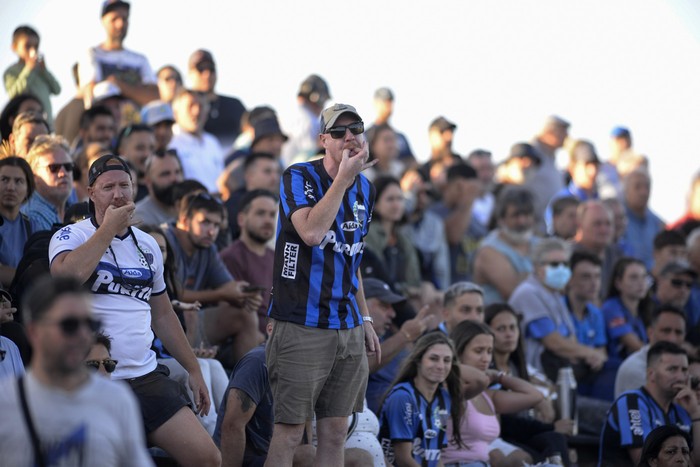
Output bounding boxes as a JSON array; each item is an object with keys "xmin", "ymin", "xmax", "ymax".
[{"xmin": 556, "ymin": 366, "xmax": 578, "ymax": 435}]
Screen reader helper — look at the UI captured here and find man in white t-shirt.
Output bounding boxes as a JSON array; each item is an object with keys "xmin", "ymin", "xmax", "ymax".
[
  {"xmin": 78, "ymin": 0, "xmax": 159, "ymax": 107},
  {"xmin": 0, "ymin": 275, "xmax": 153, "ymax": 466},
  {"xmin": 48, "ymin": 154, "xmax": 220, "ymax": 467}
]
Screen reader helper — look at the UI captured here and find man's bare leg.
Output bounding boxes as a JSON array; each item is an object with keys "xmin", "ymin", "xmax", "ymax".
[
  {"xmin": 314, "ymin": 417, "xmax": 348, "ymax": 467},
  {"xmin": 265, "ymin": 422, "xmax": 306, "ymax": 467},
  {"xmin": 148, "ymin": 407, "xmax": 221, "ymax": 467}
]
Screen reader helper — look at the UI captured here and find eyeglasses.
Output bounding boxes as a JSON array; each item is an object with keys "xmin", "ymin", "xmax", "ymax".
[
  {"xmin": 326, "ymin": 122, "xmax": 364, "ymax": 139},
  {"xmin": 85, "ymin": 358, "xmax": 118, "ymax": 373},
  {"xmin": 46, "ymin": 316, "xmax": 102, "ymax": 336},
  {"xmin": 544, "ymin": 261, "xmax": 569, "ymax": 268},
  {"xmin": 670, "ymin": 278, "xmax": 693, "ymax": 289},
  {"xmin": 195, "ymin": 63, "xmax": 215, "ymax": 73},
  {"xmin": 45, "ymin": 162, "xmax": 75, "ymax": 174}
]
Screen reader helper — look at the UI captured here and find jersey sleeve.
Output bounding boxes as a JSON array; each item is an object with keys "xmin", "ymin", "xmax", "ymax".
[
  {"xmin": 48, "ymin": 224, "xmax": 86, "ymax": 264},
  {"xmin": 280, "ymin": 165, "xmax": 316, "ymax": 220},
  {"xmin": 590, "ymin": 307, "xmax": 608, "ymax": 347},
  {"xmin": 380, "ymin": 389, "xmax": 417, "ymax": 442},
  {"xmin": 603, "ymin": 302, "xmax": 634, "ymax": 339},
  {"xmin": 527, "ymin": 317, "xmax": 557, "ymax": 339},
  {"xmin": 615, "ymin": 392, "xmax": 651, "ymax": 449}
]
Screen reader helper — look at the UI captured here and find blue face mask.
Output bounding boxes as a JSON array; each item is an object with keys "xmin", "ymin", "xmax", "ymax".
[{"xmin": 544, "ymin": 264, "xmax": 572, "ymax": 291}]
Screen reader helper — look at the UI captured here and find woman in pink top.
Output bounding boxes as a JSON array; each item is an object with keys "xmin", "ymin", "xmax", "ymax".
[{"xmin": 443, "ymin": 321, "xmax": 544, "ymax": 467}]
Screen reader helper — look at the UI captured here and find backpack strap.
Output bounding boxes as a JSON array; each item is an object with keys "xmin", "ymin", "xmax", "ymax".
[{"xmin": 17, "ymin": 376, "xmax": 46, "ymax": 467}]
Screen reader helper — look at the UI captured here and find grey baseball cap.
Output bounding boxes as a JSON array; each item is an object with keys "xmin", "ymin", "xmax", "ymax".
[{"xmin": 320, "ymin": 103, "xmax": 362, "ymax": 134}]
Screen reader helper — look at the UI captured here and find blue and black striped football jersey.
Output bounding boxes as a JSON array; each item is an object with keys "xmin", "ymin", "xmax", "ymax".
[{"xmin": 268, "ymin": 158, "xmax": 375, "ymax": 329}]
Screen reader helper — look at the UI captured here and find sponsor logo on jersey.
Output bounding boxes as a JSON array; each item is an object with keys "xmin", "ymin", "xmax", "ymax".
[
  {"xmin": 340, "ymin": 221, "xmax": 360, "ymax": 231},
  {"xmin": 352, "ymin": 201, "xmax": 366, "ymax": 228},
  {"xmin": 318, "ymin": 231, "xmax": 364, "ymax": 256},
  {"xmin": 304, "ymin": 180, "xmax": 316, "ymax": 202},
  {"xmin": 282, "ymin": 242, "xmax": 299, "ymax": 279}
]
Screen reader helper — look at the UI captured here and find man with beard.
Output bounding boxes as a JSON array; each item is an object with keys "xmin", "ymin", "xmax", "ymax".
[
  {"xmin": 0, "ymin": 157, "xmax": 34, "ymax": 287},
  {"xmin": 135, "ymin": 149, "xmax": 184, "ymax": 226},
  {"xmin": 599, "ymin": 341, "xmax": 700, "ymax": 466},
  {"xmin": 22, "ymin": 135, "xmax": 74, "ymax": 232},
  {"xmin": 220, "ymin": 189, "xmax": 276, "ymax": 335},
  {"xmin": 49, "ymin": 155, "xmax": 220, "ymax": 466},
  {"xmin": 165, "ymin": 192, "xmax": 263, "ymax": 364},
  {"xmin": 472, "ymin": 185, "xmax": 539, "ymax": 305},
  {"xmin": 0, "ymin": 275, "xmax": 153, "ymax": 465}
]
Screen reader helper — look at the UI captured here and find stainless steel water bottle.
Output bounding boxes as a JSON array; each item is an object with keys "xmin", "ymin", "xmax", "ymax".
[{"xmin": 556, "ymin": 366, "xmax": 578, "ymax": 435}]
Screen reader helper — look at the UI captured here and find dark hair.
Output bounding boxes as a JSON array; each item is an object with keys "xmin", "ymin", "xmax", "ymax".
[
  {"xmin": 157, "ymin": 65, "xmax": 183, "ymax": 84},
  {"xmin": 172, "ymin": 179, "xmax": 207, "ymax": 205},
  {"xmin": 79, "ymin": 105, "xmax": 114, "ymax": 130},
  {"xmin": 238, "ymin": 189, "xmax": 278, "ymax": 213},
  {"xmin": 653, "ymin": 230, "xmax": 686, "ymax": 251},
  {"xmin": 372, "ymin": 175, "xmax": 404, "ymax": 224},
  {"xmin": 384, "ymin": 332, "xmax": 464, "ymax": 448},
  {"xmin": 446, "ymin": 162, "xmax": 477, "ymax": 182},
  {"xmin": 606, "ymin": 256, "xmax": 646, "ymax": 299},
  {"xmin": 115, "ymin": 124, "xmax": 153, "ymax": 154},
  {"xmin": 12, "ymin": 25, "xmax": 39, "ymax": 45},
  {"xmin": 367, "ymin": 123, "xmax": 395, "ymax": 159},
  {"xmin": 243, "ymin": 152, "xmax": 276, "ymax": 172},
  {"xmin": 484, "ymin": 303, "xmax": 528, "ymax": 380},
  {"xmin": 0, "ymin": 156, "xmax": 35, "ymax": 201},
  {"xmin": 22, "ymin": 275, "xmax": 88, "ymax": 323},
  {"xmin": 646, "ymin": 341, "xmax": 687, "ymax": 367},
  {"xmin": 551, "ymin": 195, "xmax": 579, "ymax": 217},
  {"xmin": 179, "ymin": 192, "xmax": 224, "ymax": 220},
  {"xmin": 638, "ymin": 425, "xmax": 691, "ymax": 467},
  {"xmin": 450, "ymin": 319, "xmax": 494, "ymax": 358},
  {"xmin": 649, "ymin": 304, "xmax": 686, "ymax": 326},
  {"xmin": 139, "ymin": 224, "xmax": 182, "ymax": 300},
  {"xmin": 71, "ymin": 62, "xmax": 80, "ymax": 87},
  {"xmin": 145, "ymin": 148, "xmax": 182, "ymax": 174},
  {"xmin": 0, "ymin": 93, "xmax": 43, "ymax": 140},
  {"xmin": 94, "ymin": 331, "xmax": 112, "ymax": 354},
  {"xmin": 570, "ymin": 250, "xmax": 602, "ymax": 271},
  {"xmin": 494, "ymin": 185, "xmax": 535, "ymax": 220}
]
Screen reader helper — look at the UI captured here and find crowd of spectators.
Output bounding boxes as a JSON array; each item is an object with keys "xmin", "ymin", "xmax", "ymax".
[{"xmin": 2, "ymin": 1, "xmax": 700, "ymax": 466}]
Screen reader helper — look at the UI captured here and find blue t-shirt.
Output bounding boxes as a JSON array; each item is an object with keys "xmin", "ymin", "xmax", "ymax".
[
  {"xmin": 602, "ymin": 296, "xmax": 647, "ymax": 360},
  {"xmin": 565, "ymin": 297, "xmax": 607, "ymax": 348},
  {"xmin": 599, "ymin": 386, "xmax": 692, "ymax": 465},
  {"xmin": 213, "ymin": 345, "xmax": 272, "ymax": 461},
  {"xmin": 0, "ymin": 214, "xmax": 30, "ymax": 268},
  {"xmin": 378, "ymin": 380, "xmax": 451, "ymax": 467}
]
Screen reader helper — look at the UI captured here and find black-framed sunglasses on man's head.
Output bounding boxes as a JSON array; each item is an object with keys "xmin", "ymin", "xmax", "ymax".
[{"xmin": 326, "ymin": 121, "xmax": 364, "ymax": 139}]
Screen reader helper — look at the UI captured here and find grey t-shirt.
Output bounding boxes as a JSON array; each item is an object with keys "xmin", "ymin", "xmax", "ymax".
[
  {"xmin": 614, "ymin": 345, "xmax": 649, "ymax": 398},
  {"xmin": 135, "ymin": 196, "xmax": 175, "ymax": 227},
  {"xmin": 0, "ymin": 371, "xmax": 153, "ymax": 466},
  {"xmin": 165, "ymin": 224, "xmax": 233, "ymax": 291}
]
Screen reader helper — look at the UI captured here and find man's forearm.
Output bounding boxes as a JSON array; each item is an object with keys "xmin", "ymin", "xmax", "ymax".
[
  {"xmin": 51, "ymin": 227, "xmax": 116, "ymax": 283},
  {"xmin": 370, "ymin": 332, "xmax": 409, "ymax": 372},
  {"xmin": 292, "ymin": 179, "xmax": 349, "ymax": 245},
  {"xmin": 151, "ymin": 305, "xmax": 200, "ymax": 374},
  {"xmin": 221, "ymin": 427, "xmax": 246, "ymax": 467}
]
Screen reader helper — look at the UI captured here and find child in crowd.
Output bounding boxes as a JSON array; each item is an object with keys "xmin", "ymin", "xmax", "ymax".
[{"xmin": 3, "ymin": 25, "xmax": 61, "ymax": 125}]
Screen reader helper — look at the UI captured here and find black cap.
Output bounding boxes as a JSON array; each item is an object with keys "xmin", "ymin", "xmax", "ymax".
[
  {"xmin": 88, "ymin": 154, "xmax": 132, "ymax": 187},
  {"xmin": 298, "ymin": 74, "xmax": 330, "ymax": 105},
  {"xmin": 87, "ymin": 155, "xmax": 132, "ymax": 214},
  {"xmin": 429, "ymin": 116, "xmax": 456, "ymax": 132},
  {"xmin": 101, "ymin": 0, "xmax": 129, "ymax": 17},
  {"xmin": 507, "ymin": 142, "xmax": 540, "ymax": 163},
  {"xmin": 252, "ymin": 117, "xmax": 288, "ymax": 147},
  {"xmin": 659, "ymin": 260, "xmax": 698, "ymax": 279},
  {"xmin": 363, "ymin": 278, "xmax": 405, "ymax": 304}
]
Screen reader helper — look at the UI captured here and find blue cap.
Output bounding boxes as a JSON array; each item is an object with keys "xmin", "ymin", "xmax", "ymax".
[
  {"xmin": 141, "ymin": 101, "xmax": 175, "ymax": 126},
  {"xmin": 611, "ymin": 126, "xmax": 631, "ymax": 138}
]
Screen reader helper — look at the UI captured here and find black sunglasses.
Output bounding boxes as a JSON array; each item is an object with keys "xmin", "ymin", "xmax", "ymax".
[
  {"xmin": 670, "ymin": 278, "xmax": 693, "ymax": 289},
  {"xmin": 85, "ymin": 358, "xmax": 118, "ymax": 373},
  {"xmin": 195, "ymin": 62, "xmax": 216, "ymax": 73},
  {"xmin": 46, "ymin": 162, "xmax": 75, "ymax": 174},
  {"xmin": 49, "ymin": 316, "xmax": 102, "ymax": 336},
  {"xmin": 326, "ymin": 121, "xmax": 364, "ymax": 139},
  {"xmin": 544, "ymin": 261, "xmax": 569, "ymax": 268}
]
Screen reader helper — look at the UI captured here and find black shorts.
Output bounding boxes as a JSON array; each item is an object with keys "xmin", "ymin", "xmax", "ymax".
[{"xmin": 126, "ymin": 364, "xmax": 193, "ymax": 433}]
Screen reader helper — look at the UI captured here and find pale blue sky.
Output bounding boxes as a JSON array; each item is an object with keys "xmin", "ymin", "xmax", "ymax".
[{"xmin": 1, "ymin": 0, "xmax": 699, "ymax": 220}]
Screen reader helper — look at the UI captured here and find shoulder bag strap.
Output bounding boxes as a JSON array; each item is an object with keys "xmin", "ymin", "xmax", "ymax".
[{"xmin": 17, "ymin": 376, "xmax": 46, "ymax": 467}]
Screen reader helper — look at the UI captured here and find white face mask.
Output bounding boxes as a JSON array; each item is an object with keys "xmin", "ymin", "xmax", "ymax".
[{"xmin": 501, "ymin": 226, "xmax": 533, "ymax": 245}]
